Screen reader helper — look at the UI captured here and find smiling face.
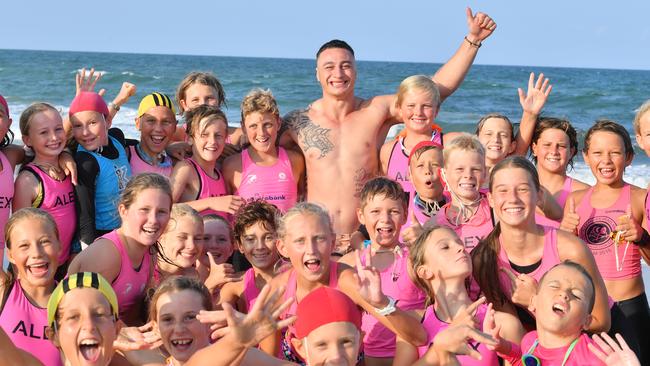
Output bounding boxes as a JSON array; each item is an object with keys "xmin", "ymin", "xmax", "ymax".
[
  {"xmin": 160, "ymin": 216, "xmax": 204, "ymax": 269},
  {"xmin": 295, "ymin": 322, "xmax": 361, "ymax": 366},
  {"xmin": 119, "ymin": 188, "xmax": 171, "ymax": 247},
  {"xmin": 488, "ymin": 167, "xmax": 540, "ymax": 228},
  {"xmin": 52, "ymin": 288, "xmax": 118, "ymax": 366},
  {"xmin": 70, "ymin": 111, "xmax": 108, "ymax": 151},
  {"xmin": 203, "ymin": 219, "xmax": 233, "ymax": 264},
  {"xmin": 7, "ymin": 218, "xmax": 60, "ymax": 288},
  {"xmin": 532, "ymin": 265, "xmax": 593, "ymax": 337},
  {"xmin": 238, "ymin": 221, "xmax": 279, "ymax": 270},
  {"xmin": 532, "ymin": 128, "xmax": 574, "ymax": 174},
  {"xmin": 277, "ymin": 213, "xmax": 334, "ymax": 283},
  {"xmin": 409, "ymin": 148, "xmax": 444, "ymax": 201},
  {"xmin": 181, "ymin": 83, "xmax": 222, "ymax": 111},
  {"xmin": 190, "ymin": 118, "xmax": 227, "ymax": 163},
  {"xmin": 316, "ymin": 48, "xmax": 356, "ymax": 98},
  {"xmin": 136, "ymin": 106, "xmax": 177, "ymax": 156},
  {"xmin": 477, "ymin": 117, "xmax": 515, "ymax": 165},
  {"xmin": 583, "ymin": 130, "xmax": 631, "ymax": 186},
  {"xmin": 416, "ymin": 227, "xmax": 471, "ymax": 284},
  {"xmin": 243, "ymin": 111, "xmax": 280, "ymax": 154},
  {"xmin": 398, "ymin": 89, "xmax": 438, "ymax": 134},
  {"xmin": 444, "ymin": 149, "xmax": 485, "ymax": 202},
  {"xmin": 636, "ymin": 110, "xmax": 650, "ymax": 157},
  {"xmin": 358, "ymin": 194, "xmax": 405, "ymax": 248},
  {"xmin": 24, "ymin": 109, "xmax": 66, "ymax": 159},
  {"xmin": 155, "ymin": 289, "xmax": 211, "ymax": 364}
]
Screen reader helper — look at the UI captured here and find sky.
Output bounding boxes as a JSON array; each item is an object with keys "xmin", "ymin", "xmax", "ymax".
[{"xmin": 1, "ymin": 0, "xmax": 649, "ymax": 70}]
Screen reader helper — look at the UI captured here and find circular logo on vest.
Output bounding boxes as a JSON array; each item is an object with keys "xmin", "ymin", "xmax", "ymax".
[
  {"xmin": 579, "ymin": 216, "xmax": 615, "ymax": 250},
  {"xmin": 278, "ymin": 172, "xmax": 286, "ymax": 181}
]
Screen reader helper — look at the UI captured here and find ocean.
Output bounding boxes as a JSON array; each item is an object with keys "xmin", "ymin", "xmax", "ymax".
[{"xmin": 1, "ymin": 49, "xmax": 650, "ymax": 284}]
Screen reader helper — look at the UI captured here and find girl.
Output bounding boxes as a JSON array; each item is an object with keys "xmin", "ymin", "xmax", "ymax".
[
  {"xmin": 560, "ymin": 120, "xmax": 650, "ymax": 364},
  {"xmin": 223, "ymin": 89, "xmax": 304, "ymax": 213},
  {"xmin": 262, "ymin": 202, "xmax": 427, "ymax": 364},
  {"xmin": 0, "ymin": 94, "xmax": 16, "ymax": 261},
  {"xmin": 67, "ymin": 173, "xmax": 172, "ymax": 325},
  {"xmin": 69, "ymin": 91, "xmax": 132, "ymax": 246},
  {"xmin": 472, "ymin": 156, "xmax": 610, "ymax": 333},
  {"xmin": 150, "ymin": 276, "xmax": 213, "ymax": 366},
  {"xmin": 14, "ymin": 103, "xmax": 77, "ymax": 269},
  {"xmin": 339, "ymin": 177, "xmax": 426, "ymax": 366},
  {"xmin": 531, "ymin": 117, "xmax": 589, "ymax": 227},
  {"xmin": 0, "ymin": 208, "xmax": 62, "ymax": 366},
  {"xmin": 219, "ymin": 200, "xmax": 281, "ymax": 313},
  {"xmin": 170, "ymin": 105, "xmax": 243, "ymax": 218},
  {"xmin": 394, "ymin": 225, "xmax": 524, "ymax": 366}
]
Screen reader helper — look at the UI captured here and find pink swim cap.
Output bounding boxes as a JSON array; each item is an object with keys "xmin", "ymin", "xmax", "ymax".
[
  {"xmin": 0, "ymin": 95, "xmax": 8, "ymax": 116},
  {"xmin": 69, "ymin": 92, "xmax": 109, "ymax": 119}
]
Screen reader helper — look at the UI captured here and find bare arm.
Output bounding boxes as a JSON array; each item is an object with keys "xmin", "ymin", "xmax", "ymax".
[
  {"xmin": 0, "ymin": 326, "xmax": 44, "ymax": 366},
  {"xmin": 513, "ymin": 73, "xmax": 552, "ymax": 156},
  {"xmin": 12, "ymin": 170, "xmax": 39, "ymax": 212}
]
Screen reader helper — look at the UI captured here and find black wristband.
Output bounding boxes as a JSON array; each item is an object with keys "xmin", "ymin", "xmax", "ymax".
[{"xmin": 633, "ymin": 228, "xmax": 650, "ymax": 247}]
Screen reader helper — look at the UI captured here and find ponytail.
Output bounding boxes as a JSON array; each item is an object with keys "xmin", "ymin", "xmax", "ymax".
[{"xmin": 471, "ymin": 222, "xmax": 511, "ymax": 308}]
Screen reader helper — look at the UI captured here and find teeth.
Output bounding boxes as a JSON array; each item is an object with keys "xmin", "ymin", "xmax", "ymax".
[
  {"xmin": 143, "ymin": 228, "xmax": 157, "ymax": 234},
  {"xmin": 505, "ymin": 208, "xmax": 523, "ymax": 213},
  {"xmin": 80, "ymin": 339, "xmax": 99, "ymax": 346},
  {"xmin": 488, "ymin": 146, "xmax": 502, "ymax": 151},
  {"xmin": 172, "ymin": 339, "xmax": 192, "ymax": 346}
]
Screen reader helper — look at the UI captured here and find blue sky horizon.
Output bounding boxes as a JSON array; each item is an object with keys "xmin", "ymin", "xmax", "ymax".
[{"xmin": 2, "ymin": 1, "xmax": 649, "ymax": 71}]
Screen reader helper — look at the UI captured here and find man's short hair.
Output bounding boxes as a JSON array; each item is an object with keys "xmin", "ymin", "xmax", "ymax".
[{"xmin": 316, "ymin": 39, "xmax": 355, "ymax": 58}]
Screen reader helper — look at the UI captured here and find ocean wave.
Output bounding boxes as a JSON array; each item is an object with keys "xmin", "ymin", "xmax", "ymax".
[
  {"xmin": 73, "ymin": 69, "xmax": 108, "ymax": 76},
  {"xmin": 121, "ymin": 71, "xmax": 134, "ymax": 76}
]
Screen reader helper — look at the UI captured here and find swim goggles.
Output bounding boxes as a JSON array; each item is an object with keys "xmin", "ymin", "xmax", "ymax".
[{"xmin": 521, "ymin": 337, "xmax": 578, "ymax": 366}]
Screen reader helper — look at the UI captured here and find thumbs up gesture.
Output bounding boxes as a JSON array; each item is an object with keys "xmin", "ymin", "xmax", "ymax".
[
  {"xmin": 560, "ymin": 197, "xmax": 580, "ymax": 234},
  {"xmin": 402, "ymin": 209, "xmax": 424, "ymax": 246},
  {"xmin": 617, "ymin": 204, "xmax": 642, "ymax": 243}
]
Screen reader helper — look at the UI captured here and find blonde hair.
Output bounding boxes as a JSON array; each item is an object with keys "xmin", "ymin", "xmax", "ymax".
[
  {"xmin": 633, "ymin": 99, "xmax": 650, "ymax": 134},
  {"xmin": 148, "ymin": 276, "xmax": 213, "ymax": 323},
  {"xmin": 184, "ymin": 105, "xmax": 228, "ymax": 138},
  {"xmin": 119, "ymin": 173, "xmax": 172, "ymax": 210},
  {"xmin": 176, "ymin": 72, "xmax": 226, "ymax": 113},
  {"xmin": 19, "ymin": 102, "xmax": 60, "ymax": 137},
  {"xmin": 277, "ymin": 202, "xmax": 333, "ymax": 239},
  {"xmin": 240, "ymin": 88, "xmax": 280, "ymax": 124},
  {"xmin": 442, "ymin": 133, "xmax": 486, "ymax": 166},
  {"xmin": 395, "ymin": 75, "xmax": 440, "ymax": 109},
  {"xmin": 164, "ymin": 203, "xmax": 203, "ymax": 234}
]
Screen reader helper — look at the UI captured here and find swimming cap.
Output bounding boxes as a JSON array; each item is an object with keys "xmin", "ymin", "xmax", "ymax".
[
  {"xmin": 408, "ymin": 140, "xmax": 442, "ymax": 166},
  {"xmin": 137, "ymin": 92, "xmax": 176, "ymax": 117},
  {"xmin": 0, "ymin": 95, "xmax": 8, "ymax": 116},
  {"xmin": 295, "ymin": 287, "xmax": 362, "ymax": 339},
  {"xmin": 47, "ymin": 272, "xmax": 119, "ymax": 327},
  {"xmin": 69, "ymin": 92, "xmax": 109, "ymax": 119}
]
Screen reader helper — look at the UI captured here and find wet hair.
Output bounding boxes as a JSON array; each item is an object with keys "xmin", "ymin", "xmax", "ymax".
[
  {"xmin": 233, "ymin": 200, "xmax": 280, "ymax": 245},
  {"xmin": 410, "ymin": 144, "xmax": 443, "ymax": 166},
  {"xmin": 176, "ymin": 71, "xmax": 226, "ymax": 113},
  {"xmin": 19, "ymin": 102, "xmax": 60, "ymax": 138},
  {"xmin": 633, "ymin": 99, "xmax": 650, "ymax": 135},
  {"xmin": 119, "ymin": 173, "xmax": 173, "ymax": 210},
  {"xmin": 530, "ymin": 116, "xmax": 579, "ymax": 169},
  {"xmin": 278, "ymin": 202, "xmax": 333, "ymax": 239},
  {"xmin": 395, "ymin": 75, "xmax": 440, "ymax": 109},
  {"xmin": 539, "ymin": 261, "xmax": 596, "ymax": 313},
  {"xmin": 240, "ymin": 88, "xmax": 280, "ymax": 127},
  {"xmin": 184, "ymin": 104, "xmax": 228, "ymax": 139},
  {"xmin": 359, "ymin": 177, "xmax": 408, "ymax": 210},
  {"xmin": 442, "ymin": 133, "xmax": 486, "ymax": 166},
  {"xmin": 163, "ymin": 204, "xmax": 203, "ymax": 234},
  {"xmin": 204, "ymin": 213, "xmax": 233, "ymax": 244},
  {"xmin": 583, "ymin": 119, "xmax": 634, "ymax": 159},
  {"xmin": 316, "ymin": 39, "xmax": 355, "ymax": 58},
  {"xmin": 475, "ymin": 113, "xmax": 514, "ymax": 141},
  {"xmin": 148, "ymin": 275, "xmax": 213, "ymax": 323},
  {"xmin": 471, "ymin": 156, "xmax": 541, "ymax": 308}
]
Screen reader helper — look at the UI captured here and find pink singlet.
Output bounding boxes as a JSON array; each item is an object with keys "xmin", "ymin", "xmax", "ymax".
[
  {"xmin": 0, "ymin": 281, "xmax": 62, "ymax": 366},
  {"xmin": 24, "ymin": 164, "xmax": 76, "ymax": 264},
  {"xmin": 535, "ymin": 177, "xmax": 573, "ymax": 228},
  {"xmin": 576, "ymin": 184, "xmax": 641, "ymax": 280},
  {"xmin": 186, "ymin": 158, "xmax": 229, "ymax": 218},
  {"xmin": 501, "ymin": 331, "xmax": 605, "ymax": 366},
  {"xmin": 241, "ymin": 268, "xmax": 261, "ymax": 313},
  {"xmin": 360, "ymin": 245, "xmax": 426, "ymax": 357},
  {"xmin": 386, "ymin": 133, "xmax": 443, "ymax": 196},
  {"xmin": 417, "ymin": 303, "xmax": 498, "ymax": 365},
  {"xmin": 128, "ymin": 145, "xmax": 173, "ymax": 177},
  {"xmin": 645, "ymin": 184, "xmax": 650, "ymax": 233},
  {"xmin": 236, "ymin": 148, "xmax": 297, "ymax": 212},
  {"xmin": 432, "ymin": 196, "xmax": 494, "ymax": 252},
  {"xmin": 102, "ymin": 230, "xmax": 151, "ymax": 319},
  {"xmin": 0, "ymin": 151, "xmax": 14, "ymax": 249}
]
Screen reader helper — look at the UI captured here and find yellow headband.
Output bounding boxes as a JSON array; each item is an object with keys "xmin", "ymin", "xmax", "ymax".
[
  {"xmin": 47, "ymin": 272, "xmax": 119, "ymax": 327},
  {"xmin": 137, "ymin": 92, "xmax": 176, "ymax": 117}
]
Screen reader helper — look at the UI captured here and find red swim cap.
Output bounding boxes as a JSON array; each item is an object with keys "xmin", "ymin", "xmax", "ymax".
[
  {"xmin": 69, "ymin": 92, "xmax": 109, "ymax": 119},
  {"xmin": 408, "ymin": 140, "xmax": 443, "ymax": 166},
  {"xmin": 295, "ymin": 287, "xmax": 362, "ymax": 339},
  {"xmin": 0, "ymin": 95, "xmax": 8, "ymax": 116}
]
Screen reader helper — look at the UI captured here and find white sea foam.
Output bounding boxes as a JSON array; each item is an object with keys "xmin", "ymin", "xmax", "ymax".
[{"xmin": 121, "ymin": 71, "xmax": 134, "ymax": 76}]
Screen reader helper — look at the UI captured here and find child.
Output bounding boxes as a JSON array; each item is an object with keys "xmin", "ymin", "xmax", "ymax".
[
  {"xmin": 560, "ymin": 120, "xmax": 650, "ymax": 363},
  {"xmin": 472, "ymin": 156, "xmax": 610, "ymax": 331},
  {"xmin": 0, "ymin": 208, "xmax": 62, "ymax": 366},
  {"xmin": 531, "ymin": 117, "xmax": 589, "ymax": 227},
  {"xmin": 69, "ymin": 91, "xmax": 132, "ymax": 246},
  {"xmin": 633, "ymin": 100, "xmax": 650, "ymax": 234},
  {"xmin": 14, "ymin": 103, "xmax": 77, "ymax": 268},
  {"xmin": 67, "ymin": 173, "xmax": 172, "ymax": 325},
  {"xmin": 0, "ymin": 94, "xmax": 15, "ymax": 261},
  {"xmin": 393, "ymin": 225, "xmax": 524, "ymax": 366},
  {"xmin": 170, "ymin": 105, "xmax": 243, "ymax": 218},
  {"xmin": 339, "ymin": 177, "xmax": 426, "ymax": 366},
  {"xmin": 220, "ymin": 200, "xmax": 281, "ymax": 313},
  {"xmin": 129, "ymin": 92, "xmax": 177, "ymax": 176},
  {"xmin": 223, "ymin": 89, "xmax": 304, "ymax": 213}
]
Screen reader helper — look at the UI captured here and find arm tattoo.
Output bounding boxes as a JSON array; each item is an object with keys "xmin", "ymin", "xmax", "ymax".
[
  {"xmin": 353, "ymin": 167, "xmax": 372, "ymax": 198},
  {"xmin": 284, "ymin": 109, "xmax": 334, "ymax": 159}
]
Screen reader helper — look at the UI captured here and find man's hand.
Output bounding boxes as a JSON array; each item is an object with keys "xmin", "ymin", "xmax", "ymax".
[{"xmin": 466, "ymin": 8, "xmax": 497, "ymax": 44}]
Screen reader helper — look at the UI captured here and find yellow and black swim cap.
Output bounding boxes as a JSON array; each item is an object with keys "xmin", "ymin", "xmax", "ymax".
[
  {"xmin": 47, "ymin": 272, "xmax": 119, "ymax": 327},
  {"xmin": 137, "ymin": 92, "xmax": 176, "ymax": 117}
]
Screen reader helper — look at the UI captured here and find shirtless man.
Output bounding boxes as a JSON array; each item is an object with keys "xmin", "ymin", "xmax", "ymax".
[{"xmin": 281, "ymin": 8, "xmax": 496, "ymax": 253}]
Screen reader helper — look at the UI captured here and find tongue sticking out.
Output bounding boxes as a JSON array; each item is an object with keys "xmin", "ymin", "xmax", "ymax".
[
  {"xmin": 305, "ymin": 260, "xmax": 320, "ymax": 272},
  {"xmin": 29, "ymin": 264, "xmax": 49, "ymax": 276},
  {"xmin": 80, "ymin": 344, "xmax": 100, "ymax": 362}
]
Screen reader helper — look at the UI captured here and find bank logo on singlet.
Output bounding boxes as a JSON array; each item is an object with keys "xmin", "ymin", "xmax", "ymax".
[
  {"xmin": 115, "ymin": 165, "xmax": 129, "ymax": 190},
  {"xmin": 246, "ymin": 174, "xmax": 257, "ymax": 184},
  {"xmin": 579, "ymin": 216, "xmax": 616, "ymax": 251},
  {"xmin": 278, "ymin": 172, "xmax": 287, "ymax": 181}
]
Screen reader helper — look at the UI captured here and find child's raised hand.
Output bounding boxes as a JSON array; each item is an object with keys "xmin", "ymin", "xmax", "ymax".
[
  {"xmin": 518, "ymin": 72, "xmax": 552, "ymax": 116},
  {"xmin": 59, "ymin": 151, "xmax": 78, "ymax": 186},
  {"xmin": 448, "ymin": 296, "xmax": 485, "ymax": 328},
  {"xmin": 465, "ymin": 7, "xmax": 496, "ymax": 43},
  {"xmin": 113, "ymin": 82, "xmax": 137, "ymax": 107},
  {"xmin": 211, "ymin": 195, "xmax": 245, "ymax": 215},
  {"xmin": 114, "ymin": 321, "xmax": 162, "ymax": 351},
  {"xmin": 197, "ymin": 309, "xmax": 230, "ymax": 340},
  {"xmin": 500, "ymin": 267, "xmax": 538, "ymax": 308},
  {"xmin": 166, "ymin": 141, "xmax": 192, "ymax": 161},
  {"xmin": 353, "ymin": 249, "xmax": 385, "ymax": 308},
  {"xmin": 203, "ymin": 252, "xmax": 241, "ymax": 293},
  {"xmin": 589, "ymin": 333, "xmax": 640, "ymax": 366},
  {"xmin": 402, "ymin": 210, "xmax": 424, "ymax": 246},
  {"xmin": 617, "ymin": 204, "xmax": 643, "ymax": 243},
  {"xmin": 76, "ymin": 68, "xmax": 105, "ymax": 97},
  {"xmin": 482, "ymin": 303, "xmax": 510, "ymax": 354},
  {"xmin": 433, "ymin": 323, "xmax": 498, "ymax": 361},
  {"xmin": 560, "ymin": 197, "xmax": 580, "ymax": 234}
]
